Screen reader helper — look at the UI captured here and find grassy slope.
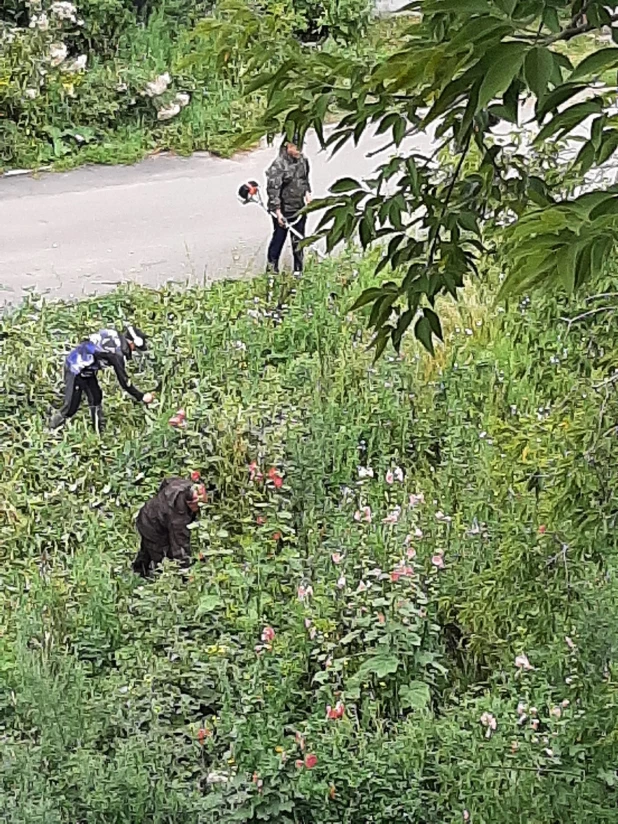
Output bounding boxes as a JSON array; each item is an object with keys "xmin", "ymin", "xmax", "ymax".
[{"xmin": 1, "ymin": 255, "xmax": 618, "ymax": 822}]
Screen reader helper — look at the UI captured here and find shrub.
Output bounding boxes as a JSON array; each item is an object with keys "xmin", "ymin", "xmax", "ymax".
[{"xmin": 2, "ymin": 254, "xmax": 618, "ymax": 821}]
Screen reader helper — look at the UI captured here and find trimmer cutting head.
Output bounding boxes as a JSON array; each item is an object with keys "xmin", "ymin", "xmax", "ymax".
[{"xmin": 238, "ymin": 180, "xmax": 260, "ymax": 204}]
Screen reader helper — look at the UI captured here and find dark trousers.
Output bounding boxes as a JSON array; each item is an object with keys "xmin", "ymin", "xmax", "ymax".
[
  {"xmin": 50, "ymin": 369, "xmax": 104, "ymax": 431},
  {"xmin": 267, "ymin": 214, "xmax": 307, "ymax": 273},
  {"xmin": 132, "ymin": 537, "xmax": 166, "ymax": 577},
  {"xmin": 132, "ymin": 536, "xmax": 191, "ymax": 577}
]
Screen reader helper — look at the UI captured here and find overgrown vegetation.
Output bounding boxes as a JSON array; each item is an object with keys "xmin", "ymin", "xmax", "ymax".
[
  {"xmin": 0, "ymin": 0, "xmax": 373, "ymax": 171},
  {"xmin": 2, "ymin": 252, "xmax": 618, "ymax": 821}
]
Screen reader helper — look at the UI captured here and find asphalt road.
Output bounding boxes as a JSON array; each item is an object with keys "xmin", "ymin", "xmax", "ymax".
[{"xmin": 0, "ymin": 129, "xmax": 433, "ymax": 306}]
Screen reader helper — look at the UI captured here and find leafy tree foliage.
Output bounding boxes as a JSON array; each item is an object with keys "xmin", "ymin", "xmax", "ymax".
[{"xmin": 223, "ymin": 0, "xmax": 618, "ymax": 354}]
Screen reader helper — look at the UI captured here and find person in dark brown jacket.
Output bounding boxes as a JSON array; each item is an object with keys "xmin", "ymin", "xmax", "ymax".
[{"xmin": 132, "ymin": 477, "xmax": 207, "ymax": 576}]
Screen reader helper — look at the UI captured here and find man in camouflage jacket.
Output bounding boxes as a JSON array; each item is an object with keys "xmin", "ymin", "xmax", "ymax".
[{"xmin": 266, "ymin": 139, "xmax": 312, "ymax": 275}]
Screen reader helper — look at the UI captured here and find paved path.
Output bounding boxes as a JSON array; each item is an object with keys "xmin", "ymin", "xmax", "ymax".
[{"xmin": 0, "ymin": 130, "xmax": 433, "ymax": 305}]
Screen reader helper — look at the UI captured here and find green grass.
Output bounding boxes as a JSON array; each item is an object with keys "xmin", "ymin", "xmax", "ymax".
[{"xmin": 2, "ymin": 253, "xmax": 618, "ymax": 822}]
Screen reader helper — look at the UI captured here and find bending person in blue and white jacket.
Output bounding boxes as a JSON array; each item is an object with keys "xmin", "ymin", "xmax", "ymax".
[{"xmin": 50, "ymin": 325, "xmax": 154, "ymax": 433}]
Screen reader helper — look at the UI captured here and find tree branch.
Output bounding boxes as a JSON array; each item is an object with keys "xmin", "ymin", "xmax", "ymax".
[
  {"xmin": 543, "ymin": 12, "xmax": 618, "ymax": 45},
  {"xmin": 560, "ymin": 305, "xmax": 618, "ymax": 332},
  {"xmin": 426, "ymin": 130, "xmax": 472, "ymax": 269}
]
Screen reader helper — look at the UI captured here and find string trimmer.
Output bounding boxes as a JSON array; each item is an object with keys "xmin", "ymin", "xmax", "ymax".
[{"xmin": 238, "ymin": 180, "xmax": 325, "ymax": 259}]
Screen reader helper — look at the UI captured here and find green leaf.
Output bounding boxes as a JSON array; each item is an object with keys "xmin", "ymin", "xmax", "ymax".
[
  {"xmin": 571, "ymin": 47, "xmax": 618, "ymax": 81},
  {"xmin": 372, "ymin": 326, "xmax": 392, "ymax": 361},
  {"xmin": 543, "ymin": 6, "xmax": 560, "ymax": 33},
  {"xmin": 393, "ymin": 116, "xmax": 406, "ymax": 146},
  {"xmin": 457, "ymin": 211, "xmax": 480, "ymax": 235},
  {"xmin": 360, "ymin": 213, "xmax": 374, "ymax": 248},
  {"xmin": 536, "ymin": 83, "xmax": 588, "ymax": 121},
  {"xmin": 392, "ymin": 309, "xmax": 415, "ymax": 352},
  {"xmin": 556, "ymin": 243, "xmax": 578, "ymax": 293},
  {"xmin": 424, "ymin": 307, "xmax": 443, "ymax": 341},
  {"xmin": 524, "ymin": 47, "xmax": 554, "ymax": 102},
  {"xmin": 432, "ymin": 0, "xmax": 495, "ymax": 11},
  {"xmin": 477, "ymin": 42, "xmax": 527, "ymax": 111},
  {"xmin": 195, "ymin": 594, "xmax": 222, "ymax": 617},
  {"xmin": 357, "ymin": 653, "xmax": 400, "ymax": 679},
  {"xmin": 330, "ymin": 177, "xmax": 361, "ymax": 194},
  {"xmin": 535, "ymin": 99, "xmax": 604, "ymax": 144},
  {"xmin": 597, "ymin": 130, "xmax": 618, "ymax": 165},
  {"xmin": 575, "ymin": 140, "xmax": 596, "ymax": 174},
  {"xmin": 400, "ymin": 681, "xmax": 431, "ymax": 710},
  {"xmin": 415, "ymin": 315, "xmax": 435, "ymax": 355}
]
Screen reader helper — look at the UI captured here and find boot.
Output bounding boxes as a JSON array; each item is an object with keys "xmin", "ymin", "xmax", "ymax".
[
  {"xmin": 90, "ymin": 404, "xmax": 105, "ymax": 434},
  {"xmin": 49, "ymin": 410, "xmax": 66, "ymax": 430}
]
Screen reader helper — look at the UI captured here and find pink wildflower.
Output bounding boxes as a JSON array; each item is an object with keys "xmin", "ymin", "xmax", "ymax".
[
  {"xmin": 431, "ymin": 552, "xmax": 445, "ymax": 569},
  {"xmin": 480, "ymin": 711, "xmax": 497, "ymax": 738},
  {"xmin": 261, "ymin": 626, "xmax": 275, "ymax": 644},
  {"xmin": 331, "ymin": 552, "xmax": 343, "ymax": 564},
  {"xmin": 297, "ymin": 584, "xmax": 313, "ymax": 602},
  {"xmin": 383, "ymin": 505, "xmax": 401, "ymax": 525},
  {"xmin": 326, "ymin": 701, "xmax": 345, "ymax": 720}
]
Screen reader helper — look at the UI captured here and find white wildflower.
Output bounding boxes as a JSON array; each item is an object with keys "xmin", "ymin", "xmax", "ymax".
[
  {"xmin": 145, "ymin": 72, "xmax": 171, "ymax": 98},
  {"xmin": 549, "ymin": 706, "xmax": 562, "ymax": 719},
  {"xmin": 435, "ymin": 510, "xmax": 452, "ymax": 523},
  {"xmin": 516, "ymin": 701, "xmax": 526, "ymax": 716},
  {"xmin": 30, "ymin": 13, "xmax": 50, "ymax": 30},
  {"xmin": 206, "ymin": 770, "xmax": 233, "ymax": 784},
  {"xmin": 51, "ymin": 2, "xmax": 78, "ymax": 22},
  {"xmin": 49, "ymin": 42, "xmax": 68, "ymax": 67},
  {"xmin": 65, "ymin": 54, "xmax": 86, "ymax": 73},
  {"xmin": 175, "ymin": 92, "xmax": 190, "ymax": 107},
  {"xmin": 337, "ymin": 575, "xmax": 346, "ymax": 589},
  {"xmin": 565, "ymin": 636, "xmax": 577, "ymax": 651},
  {"xmin": 357, "ymin": 466, "xmax": 374, "ymax": 479},
  {"xmin": 515, "ymin": 653, "xmax": 534, "ymax": 671},
  {"xmin": 157, "ymin": 102, "xmax": 181, "ymax": 121},
  {"xmin": 24, "ymin": 88, "xmax": 39, "ymax": 100},
  {"xmin": 393, "ymin": 466, "xmax": 404, "ymax": 483}
]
